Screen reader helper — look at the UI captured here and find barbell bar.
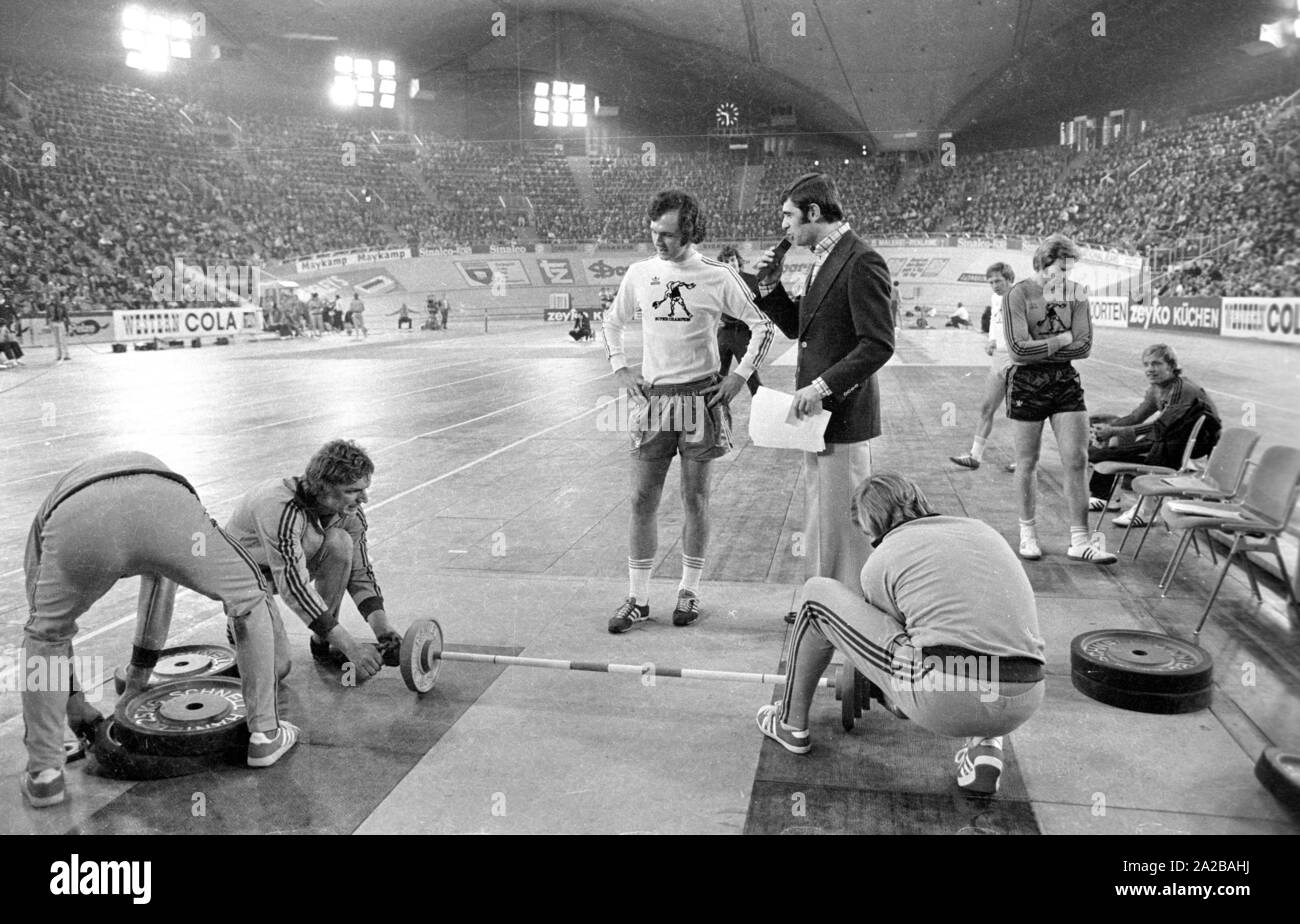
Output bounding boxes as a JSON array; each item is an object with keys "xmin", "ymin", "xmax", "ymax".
[{"xmin": 398, "ymin": 618, "xmax": 844, "ymax": 696}]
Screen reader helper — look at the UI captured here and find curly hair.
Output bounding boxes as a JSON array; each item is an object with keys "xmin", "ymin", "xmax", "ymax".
[{"xmin": 303, "ymin": 439, "xmax": 375, "ymax": 495}]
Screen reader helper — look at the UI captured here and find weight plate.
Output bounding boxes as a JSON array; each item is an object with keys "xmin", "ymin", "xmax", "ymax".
[
  {"xmin": 1254, "ymin": 747, "xmax": 1300, "ymax": 816},
  {"xmin": 1070, "ymin": 629, "xmax": 1213, "ymax": 694},
  {"xmin": 1071, "ymin": 669, "xmax": 1212, "ymax": 714},
  {"xmin": 839, "ymin": 662, "xmax": 856, "ymax": 732},
  {"xmin": 112, "ymin": 643, "xmax": 239, "ymax": 694},
  {"xmin": 400, "ymin": 618, "xmax": 442, "ymax": 694},
  {"xmin": 113, "ymin": 677, "xmax": 249, "ymax": 757},
  {"xmin": 88, "ymin": 717, "xmax": 221, "ymax": 781}
]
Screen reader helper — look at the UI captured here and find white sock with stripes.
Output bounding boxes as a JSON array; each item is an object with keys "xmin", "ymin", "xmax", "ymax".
[
  {"xmin": 970, "ymin": 435, "xmax": 987, "ymax": 462},
  {"xmin": 628, "ymin": 558, "xmax": 652, "ymax": 605},
  {"xmin": 1069, "ymin": 526, "xmax": 1090, "ymax": 550},
  {"xmin": 1019, "ymin": 518, "xmax": 1037, "ymax": 543},
  {"xmin": 680, "ymin": 554, "xmax": 704, "ymax": 596}
]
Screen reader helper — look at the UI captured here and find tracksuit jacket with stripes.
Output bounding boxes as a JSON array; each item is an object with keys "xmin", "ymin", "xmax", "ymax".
[{"xmin": 224, "ymin": 477, "xmax": 383, "ymax": 634}]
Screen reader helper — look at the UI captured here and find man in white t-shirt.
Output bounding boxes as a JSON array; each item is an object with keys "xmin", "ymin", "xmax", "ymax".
[
  {"xmin": 950, "ymin": 261, "xmax": 1018, "ymax": 473},
  {"xmin": 603, "ymin": 189, "xmax": 774, "ymax": 633}
]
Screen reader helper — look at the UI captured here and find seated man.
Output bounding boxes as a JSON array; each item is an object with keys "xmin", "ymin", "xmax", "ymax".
[
  {"xmin": 20, "ymin": 452, "xmax": 298, "ymax": 808},
  {"xmin": 756, "ymin": 472, "xmax": 1046, "ymax": 796},
  {"xmin": 1087, "ymin": 344, "xmax": 1221, "ymax": 526},
  {"xmin": 944, "ymin": 302, "xmax": 972, "ymax": 328},
  {"xmin": 225, "ymin": 439, "xmax": 396, "ymax": 680}
]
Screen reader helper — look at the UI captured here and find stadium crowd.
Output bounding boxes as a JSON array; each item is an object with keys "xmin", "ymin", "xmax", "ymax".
[{"xmin": 0, "ymin": 61, "xmax": 1295, "ymax": 324}]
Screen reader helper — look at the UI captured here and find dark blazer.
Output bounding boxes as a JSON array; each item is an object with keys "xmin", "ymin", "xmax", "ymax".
[{"xmin": 757, "ymin": 230, "xmax": 894, "ymax": 443}]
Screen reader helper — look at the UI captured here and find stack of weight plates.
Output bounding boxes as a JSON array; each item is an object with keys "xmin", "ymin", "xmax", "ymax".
[
  {"xmin": 112, "ymin": 643, "xmax": 239, "ymax": 694},
  {"xmin": 1070, "ymin": 629, "xmax": 1213, "ymax": 714}
]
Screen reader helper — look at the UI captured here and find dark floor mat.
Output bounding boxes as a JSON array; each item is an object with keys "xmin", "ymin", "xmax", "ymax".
[
  {"xmin": 73, "ymin": 646, "xmax": 516, "ymax": 834},
  {"xmin": 744, "ymin": 703, "xmax": 1041, "ymax": 834}
]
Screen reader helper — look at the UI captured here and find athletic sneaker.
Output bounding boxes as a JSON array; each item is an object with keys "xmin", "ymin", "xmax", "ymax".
[
  {"xmin": 1068, "ymin": 544, "xmax": 1118, "ymax": 564},
  {"xmin": 950, "ymin": 453, "xmax": 980, "ymax": 470},
  {"xmin": 671, "ymin": 589, "xmax": 700, "ymax": 627},
  {"xmin": 755, "ymin": 704, "xmax": 811, "ymax": 755},
  {"xmin": 247, "ymin": 721, "xmax": 300, "ymax": 768},
  {"xmin": 608, "ymin": 597, "xmax": 650, "ymax": 634},
  {"xmin": 1018, "ymin": 537, "xmax": 1042, "ymax": 561},
  {"xmin": 1111, "ymin": 507, "xmax": 1147, "ymax": 528},
  {"xmin": 20, "ymin": 768, "xmax": 65, "ymax": 808},
  {"xmin": 1004, "ymin": 463, "xmax": 1017, "ymax": 473},
  {"xmin": 1088, "ymin": 496, "xmax": 1122, "ymax": 512},
  {"xmin": 955, "ymin": 738, "xmax": 1004, "ymax": 795}
]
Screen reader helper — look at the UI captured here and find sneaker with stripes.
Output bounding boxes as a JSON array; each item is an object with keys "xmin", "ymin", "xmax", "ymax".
[
  {"xmin": 20, "ymin": 768, "xmax": 65, "ymax": 808},
  {"xmin": 1067, "ymin": 544, "xmax": 1117, "ymax": 564},
  {"xmin": 755, "ymin": 704, "xmax": 811, "ymax": 755},
  {"xmin": 955, "ymin": 737, "xmax": 1004, "ymax": 795},
  {"xmin": 247, "ymin": 721, "xmax": 300, "ymax": 768},
  {"xmin": 608, "ymin": 597, "xmax": 650, "ymax": 634},
  {"xmin": 671, "ymin": 589, "xmax": 700, "ymax": 627}
]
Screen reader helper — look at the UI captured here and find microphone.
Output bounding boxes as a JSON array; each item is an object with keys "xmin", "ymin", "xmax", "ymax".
[{"xmin": 756, "ymin": 237, "xmax": 792, "ymax": 286}]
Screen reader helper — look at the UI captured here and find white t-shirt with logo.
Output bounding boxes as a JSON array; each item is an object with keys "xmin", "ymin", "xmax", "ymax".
[{"xmin": 603, "ymin": 249, "xmax": 774, "ymax": 385}]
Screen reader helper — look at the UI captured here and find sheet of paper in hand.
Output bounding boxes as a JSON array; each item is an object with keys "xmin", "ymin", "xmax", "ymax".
[{"xmin": 748, "ymin": 386, "xmax": 830, "ymax": 452}]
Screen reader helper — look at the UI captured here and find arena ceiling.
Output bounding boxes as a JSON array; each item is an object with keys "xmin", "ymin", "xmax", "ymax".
[{"xmin": 3, "ymin": 0, "xmax": 1286, "ymax": 149}]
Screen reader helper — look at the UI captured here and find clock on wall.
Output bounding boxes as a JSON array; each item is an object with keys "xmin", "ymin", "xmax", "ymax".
[{"xmin": 715, "ymin": 101, "xmax": 739, "ymax": 128}]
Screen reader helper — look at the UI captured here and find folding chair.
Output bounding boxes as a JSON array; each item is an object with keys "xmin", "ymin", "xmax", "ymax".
[
  {"xmin": 1121, "ymin": 427, "xmax": 1261, "ymax": 558},
  {"xmin": 1157, "ymin": 444, "xmax": 1300, "ymax": 641},
  {"xmin": 1090, "ymin": 415, "xmax": 1207, "ymax": 533}
]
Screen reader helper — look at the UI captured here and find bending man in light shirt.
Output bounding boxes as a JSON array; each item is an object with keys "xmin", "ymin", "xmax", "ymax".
[{"xmin": 603, "ymin": 189, "xmax": 774, "ymax": 633}]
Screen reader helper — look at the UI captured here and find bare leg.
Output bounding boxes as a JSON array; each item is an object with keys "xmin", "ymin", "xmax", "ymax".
[
  {"xmin": 1013, "ymin": 419, "xmax": 1045, "ymax": 523},
  {"xmin": 1049, "ymin": 410, "xmax": 1092, "ymax": 530},
  {"xmin": 629, "ymin": 458, "xmax": 672, "ymax": 561},
  {"xmin": 678, "ymin": 458, "xmax": 712, "ymax": 562}
]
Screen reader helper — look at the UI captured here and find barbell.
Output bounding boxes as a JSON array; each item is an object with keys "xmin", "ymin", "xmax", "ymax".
[{"xmin": 398, "ymin": 617, "xmax": 851, "ymax": 698}]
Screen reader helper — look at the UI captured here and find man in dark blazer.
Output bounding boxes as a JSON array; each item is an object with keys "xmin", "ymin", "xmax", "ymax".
[{"xmin": 754, "ymin": 173, "xmax": 895, "ymax": 617}]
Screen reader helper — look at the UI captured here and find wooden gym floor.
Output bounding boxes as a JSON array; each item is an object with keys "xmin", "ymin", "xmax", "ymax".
[{"xmin": 1, "ymin": 319, "xmax": 1297, "ymax": 835}]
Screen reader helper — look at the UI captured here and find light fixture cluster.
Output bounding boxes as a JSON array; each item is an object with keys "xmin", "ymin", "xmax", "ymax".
[
  {"xmin": 332, "ymin": 56, "xmax": 397, "ymax": 109},
  {"xmin": 121, "ymin": 5, "xmax": 193, "ymax": 72},
  {"xmin": 534, "ymin": 80, "xmax": 587, "ymax": 128}
]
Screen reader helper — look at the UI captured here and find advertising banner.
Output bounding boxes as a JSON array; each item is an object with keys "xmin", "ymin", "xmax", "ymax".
[
  {"xmin": 1221, "ymin": 297, "xmax": 1300, "ymax": 343},
  {"xmin": 112, "ymin": 307, "xmax": 263, "ymax": 342}
]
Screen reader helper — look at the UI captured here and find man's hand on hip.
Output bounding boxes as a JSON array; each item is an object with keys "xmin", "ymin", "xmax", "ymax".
[
  {"xmin": 613, "ymin": 367, "xmax": 648, "ymax": 400},
  {"xmin": 703, "ymin": 372, "xmax": 745, "ymax": 408}
]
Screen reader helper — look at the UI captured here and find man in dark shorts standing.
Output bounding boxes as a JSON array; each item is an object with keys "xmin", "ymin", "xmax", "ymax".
[
  {"xmin": 602, "ymin": 190, "xmax": 774, "ymax": 632},
  {"xmin": 1004, "ymin": 235, "xmax": 1116, "ymax": 564}
]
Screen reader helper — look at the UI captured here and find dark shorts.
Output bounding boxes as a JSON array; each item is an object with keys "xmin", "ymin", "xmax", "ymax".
[
  {"xmin": 631, "ymin": 374, "xmax": 732, "ymax": 462},
  {"xmin": 1005, "ymin": 363, "xmax": 1086, "ymax": 421}
]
